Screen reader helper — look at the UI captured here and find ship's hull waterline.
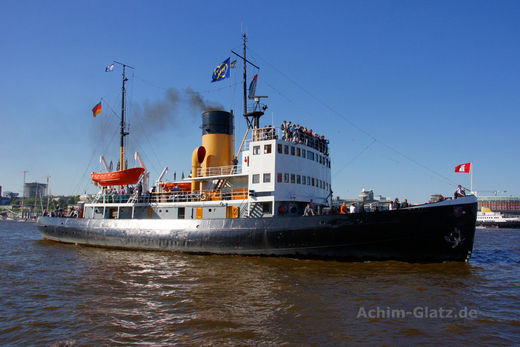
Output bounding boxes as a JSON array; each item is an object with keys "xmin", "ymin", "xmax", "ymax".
[{"xmin": 38, "ymin": 197, "xmax": 477, "ymax": 262}]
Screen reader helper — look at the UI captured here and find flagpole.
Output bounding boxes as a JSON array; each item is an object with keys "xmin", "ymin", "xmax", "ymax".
[{"xmin": 471, "ymin": 162, "xmax": 473, "ymax": 194}]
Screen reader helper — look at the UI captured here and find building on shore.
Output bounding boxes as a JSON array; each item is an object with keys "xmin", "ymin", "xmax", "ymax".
[
  {"xmin": 477, "ymin": 195, "xmax": 520, "ymax": 215},
  {"xmin": 0, "ymin": 188, "xmax": 18, "ymax": 206},
  {"xmin": 24, "ymin": 182, "xmax": 48, "ymax": 199},
  {"xmin": 333, "ymin": 189, "xmax": 393, "ymax": 211}
]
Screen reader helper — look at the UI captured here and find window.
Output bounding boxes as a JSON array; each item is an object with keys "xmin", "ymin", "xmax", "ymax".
[
  {"xmin": 277, "ymin": 173, "xmax": 282, "ymax": 183},
  {"xmin": 178, "ymin": 207, "xmax": 185, "ymax": 219},
  {"xmin": 252, "ymin": 174, "xmax": 260, "ymax": 184},
  {"xmin": 291, "ymin": 146, "xmax": 295, "ymax": 156},
  {"xmin": 308, "ymin": 151, "xmax": 314, "ymax": 160},
  {"xmin": 262, "ymin": 202, "xmax": 272, "ymax": 214},
  {"xmin": 264, "ymin": 144, "xmax": 272, "ymax": 154},
  {"xmin": 307, "ymin": 176, "xmax": 311, "ymax": 185},
  {"xmin": 312, "ymin": 178, "xmax": 315, "ymax": 186},
  {"xmin": 263, "ymin": 173, "xmax": 271, "ymax": 183},
  {"xmin": 284, "ymin": 145, "xmax": 289, "ymax": 154},
  {"xmin": 291, "ymin": 174, "xmax": 295, "ymax": 184},
  {"xmin": 297, "ymin": 148, "xmax": 301, "ymax": 157},
  {"xmin": 253, "ymin": 146, "xmax": 260, "ymax": 155},
  {"xmin": 278, "ymin": 144, "xmax": 283, "ymax": 153},
  {"xmin": 302, "ymin": 149, "xmax": 306, "ymax": 158},
  {"xmin": 297, "ymin": 175, "xmax": 301, "ymax": 184},
  {"xmin": 284, "ymin": 173, "xmax": 289, "ymax": 183}
]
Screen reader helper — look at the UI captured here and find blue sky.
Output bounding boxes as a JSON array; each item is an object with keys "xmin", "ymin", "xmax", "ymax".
[{"xmin": 1, "ymin": 0, "xmax": 519, "ymax": 203}]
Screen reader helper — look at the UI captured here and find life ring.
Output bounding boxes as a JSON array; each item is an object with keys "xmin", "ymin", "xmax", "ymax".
[{"xmin": 200, "ymin": 193, "xmax": 207, "ymax": 201}]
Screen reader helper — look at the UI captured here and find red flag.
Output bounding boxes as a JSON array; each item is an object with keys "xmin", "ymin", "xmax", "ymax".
[
  {"xmin": 455, "ymin": 162, "xmax": 471, "ymax": 173},
  {"xmin": 92, "ymin": 102, "xmax": 102, "ymax": 117}
]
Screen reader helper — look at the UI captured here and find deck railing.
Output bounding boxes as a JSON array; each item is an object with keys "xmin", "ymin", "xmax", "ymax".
[
  {"xmin": 91, "ymin": 187, "xmax": 248, "ymax": 205},
  {"xmin": 196, "ymin": 165, "xmax": 241, "ymax": 177}
]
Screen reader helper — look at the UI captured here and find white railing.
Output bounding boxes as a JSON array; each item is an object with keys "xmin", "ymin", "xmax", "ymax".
[{"xmin": 197, "ymin": 165, "xmax": 241, "ymax": 177}]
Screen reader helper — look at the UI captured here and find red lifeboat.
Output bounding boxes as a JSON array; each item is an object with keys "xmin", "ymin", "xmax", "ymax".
[{"xmin": 91, "ymin": 167, "xmax": 145, "ymax": 187}]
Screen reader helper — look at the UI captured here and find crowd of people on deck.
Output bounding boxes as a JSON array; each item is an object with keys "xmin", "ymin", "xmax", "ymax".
[
  {"xmin": 42, "ymin": 207, "xmax": 81, "ymax": 218},
  {"xmin": 280, "ymin": 121, "xmax": 329, "ymax": 155},
  {"xmin": 300, "ymin": 197, "xmax": 412, "ymax": 216},
  {"xmin": 103, "ymin": 185, "xmax": 136, "ymax": 197}
]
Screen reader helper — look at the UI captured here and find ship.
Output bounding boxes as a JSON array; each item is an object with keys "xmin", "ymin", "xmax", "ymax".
[
  {"xmin": 37, "ymin": 35, "xmax": 478, "ymax": 262},
  {"xmin": 477, "ymin": 207, "xmax": 520, "ymax": 229}
]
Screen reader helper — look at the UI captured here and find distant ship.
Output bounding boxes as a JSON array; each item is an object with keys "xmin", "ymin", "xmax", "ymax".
[
  {"xmin": 37, "ymin": 35, "xmax": 478, "ymax": 262},
  {"xmin": 477, "ymin": 207, "xmax": 520, "ymax": 229}
]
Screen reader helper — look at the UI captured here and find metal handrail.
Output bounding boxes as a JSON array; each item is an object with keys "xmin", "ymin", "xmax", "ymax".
[
  {"xmin": 90, "ymin": 188, "xmax": 249, "ymax": 205},
  {"xmin": 196, "ymin": 165, "xmax": 242, "ymax": 177}
]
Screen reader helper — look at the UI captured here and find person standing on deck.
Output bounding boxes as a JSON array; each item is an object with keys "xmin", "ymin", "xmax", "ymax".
[{"xmin": 303, "ymin": 203, "xmax": 315, "ymax": 216}]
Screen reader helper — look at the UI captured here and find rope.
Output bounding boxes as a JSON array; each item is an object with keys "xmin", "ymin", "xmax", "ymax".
[{"xmin": 248, "ymin": 48, "xmax": 457, "ymax": 187}]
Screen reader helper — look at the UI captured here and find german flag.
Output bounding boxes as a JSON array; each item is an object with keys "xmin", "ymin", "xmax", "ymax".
[{"xmin": 92, "ymin": 102, "xmax": 102, "ymax": 117}]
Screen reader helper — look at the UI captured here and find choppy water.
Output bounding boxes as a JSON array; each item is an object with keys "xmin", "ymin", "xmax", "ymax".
[{"xmin": 0, "ymin": 221, "xmax": 519, "ymax": 345}]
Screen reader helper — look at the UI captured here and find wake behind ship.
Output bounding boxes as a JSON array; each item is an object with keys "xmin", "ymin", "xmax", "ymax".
[{"xmin": 37, "ymin": 36, "xmax": 477, "ymax": 262}]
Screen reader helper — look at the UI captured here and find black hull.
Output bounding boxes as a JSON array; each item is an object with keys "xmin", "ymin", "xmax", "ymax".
[{"xmin": 38, "ymin": 197, "xmax": 477, "ymax": 262}]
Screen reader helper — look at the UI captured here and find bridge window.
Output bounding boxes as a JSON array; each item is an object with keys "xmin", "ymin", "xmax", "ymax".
[
  {"xmin": 291, "ymin": 146, "xmax": 295, "ymax": 156},
  {"xmin": 297, "ymin": 175, "xmax": 301, "ymax": 184},
  {"xmin": 252, "ymin": 174, "xmax": 260, "ymax": 184},
  {"xmin": 264, "ymin": 144, "xmax": 272, "ymax": 154},
  {"xmin": 253, "ymin": 146, "xmax": 260, "ymax": 155},
  {"xmin": 297, "ymin": 148, "xmax": 301, "ymax": 157},
  {"xmin": 284, "ymin": 145, "xmax": 289, "ymax": 154},
  {"xmin": 291, "ymin": 174, "xmax": 295, "ymax": 184},
  {"xmin": 278, "ymin": 144, "xmax": 283, "ymax": 153},
  {"xmin": 277, "ymin": 173, "xmax": 282, "ymax": 182},
  {"xmin": 263, "ymin": 173, "xmax": 271, "ymax": 183},
  {"xmin": 284, "ymin": 173, "xmax": 289, "ymax": 183}
]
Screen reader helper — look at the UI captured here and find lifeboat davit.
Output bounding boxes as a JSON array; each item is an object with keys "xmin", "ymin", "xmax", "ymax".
[{"xmin": 91, "ymin": 167, "xmax": 145, "ymax": 187}]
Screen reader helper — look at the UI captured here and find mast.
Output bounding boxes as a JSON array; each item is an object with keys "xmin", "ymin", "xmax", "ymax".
[
  {"xmin": 21, "ymin": 170, "xmax": 28, "ymax": 220},
  {"xmin": 231, "ymin": 34, "xmax": 262, "ymax": 130},
  {"xmin": 231, "ymin": 34, "xmax": 265, "ymax": 159},
  {"xmin": 113, "ymin": 61, "xmax": 134, "ymax": 171},
  {"xmin": 242, "ymin": 33, "xmax": 247, "ymax": 117}
]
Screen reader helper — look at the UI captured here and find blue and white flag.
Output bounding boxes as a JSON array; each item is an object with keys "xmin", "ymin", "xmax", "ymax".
[
  {"xmin": 105, "ymin": 64, "xmax": 114, "ymax": 72},
  {"xmin": 211, "ymin": 58, "xmax": 230, "ymax": 82}
]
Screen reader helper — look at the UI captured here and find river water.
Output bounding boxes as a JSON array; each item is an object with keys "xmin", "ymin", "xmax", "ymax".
[{"xmin": 0, "ymin": 220, "xmax": 518, "ymax": 345}]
